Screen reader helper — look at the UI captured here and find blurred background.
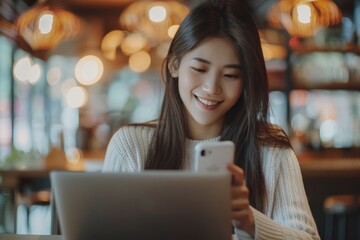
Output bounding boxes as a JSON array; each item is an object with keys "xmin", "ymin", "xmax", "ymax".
[
  {"xmin": 0, "ymin": 0, "xmax": 359, "ymax": 165},
  {"xmin": 1, "ymin": 0, "xmax": 360, "ymax": 239}
]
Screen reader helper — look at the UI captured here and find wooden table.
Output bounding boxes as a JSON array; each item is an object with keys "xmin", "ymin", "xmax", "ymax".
[{"xmin": 1, "ymin": 159, "xmax": 360, "ymax": 238}]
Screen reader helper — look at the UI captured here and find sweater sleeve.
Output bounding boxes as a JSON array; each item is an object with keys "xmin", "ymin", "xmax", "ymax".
[
  {"xmin": 235, "ymin": 148, "xmax": 320, "ymax": 240},
  {"xmin": 102, "ymin": 126, "xmax": 153, "ymax": 172}
]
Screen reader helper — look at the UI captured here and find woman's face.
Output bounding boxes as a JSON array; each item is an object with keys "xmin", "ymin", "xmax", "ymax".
[{"xmin": 175, "ymin": 37, "xmax": 243, "ymax": 139}]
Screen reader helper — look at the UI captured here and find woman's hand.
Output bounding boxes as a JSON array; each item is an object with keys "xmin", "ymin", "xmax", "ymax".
[{"xmin": 227, "ymin": 163, "xmax": 255, "ymax": 237}]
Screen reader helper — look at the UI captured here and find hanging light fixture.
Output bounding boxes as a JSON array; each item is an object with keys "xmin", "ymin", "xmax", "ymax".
[
  {"xmin": 119, "ymin": 1, "xmax": 189, "ymax": 46},
  {"xmin": 16, "ymin": 0, "xmax": 81, "ymax": 51},
  {"xmin": 268, "ymin": 0, "xmax": 342, "ymax": 38}
]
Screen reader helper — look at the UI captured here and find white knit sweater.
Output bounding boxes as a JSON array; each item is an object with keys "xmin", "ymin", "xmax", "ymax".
[{"xmin": 103, "ymin": 126, "xmax": 320, "ymax": 240}]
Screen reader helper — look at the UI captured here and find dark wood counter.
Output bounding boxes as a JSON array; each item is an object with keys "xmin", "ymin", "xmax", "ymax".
[{"xmin": 300, "ymin": 158, "xmax": 360, "ymax": 177}]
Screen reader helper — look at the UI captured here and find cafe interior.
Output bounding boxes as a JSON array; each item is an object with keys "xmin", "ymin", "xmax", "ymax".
[{"xmin": 0, "ymin": 0, "xmax": 360, "ymax": 239}]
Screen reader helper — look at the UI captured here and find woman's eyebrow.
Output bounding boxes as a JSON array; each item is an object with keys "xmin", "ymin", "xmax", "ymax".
[
  {"xmin": 192, "ymin": 57, "xmax": 210, "ymax": 64},
  {"xmin": 224, "ymin": 64, "xmax": 242, "ymax": 69},
  {"xmin": 192, "ymin": 57, "xmax": 241, "ymax": 69}
]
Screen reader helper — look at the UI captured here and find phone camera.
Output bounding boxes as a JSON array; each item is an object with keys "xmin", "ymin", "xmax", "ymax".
[{"xmin": 200, "ymin": 149, "xmax": 206, "ymax": 156}]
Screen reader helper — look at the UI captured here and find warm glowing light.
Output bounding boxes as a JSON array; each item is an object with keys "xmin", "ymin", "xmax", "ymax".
[
  {"xmin": 38, "ymin": 12, "xmax": 54, "ymax": 34},
  {"xmin": 13, "ymin": 56, "xmax": 42, "ymax": 84},
  {"xmin": 16, "ymin": 1, "xmax": 81, "ymax": 51},
  {"xmin": 167, "ymin": 25, "xmax": 179, "ymax": 39},
  {"xmin": 66, "ymin": 147, "xmax": 82, "ymax": 164},
  {"xmin": 296, "ymin": 5, "xmax": 311, "ymax": 24},
  {"xmin": 268, "ymin": 0, "xmax": 342, "ymax": 38},
  {"xmin": 75, "ymin": 55, "xmax": 104, "ymax": 85},
  {"xmin": 101, "ymin": 30, "xmax": 125, "ymax": 60},
  {"xmin": 13, "ymin": 56, "xmax": 32, "ymax": 82},
  {"xmin": 47, "ymin": 67, "xmax": 61, "ymax": 85},
  {"xmin": 120, "ymin": 1, "xmax": 189, "ymax": 44},
  {"xmin": 66, "ymin": 86, "xmax": 88, "ymax": 108},
  {"xmin": 121, "ymin": 33, "xmax": 147, "ymax": 56},
  {"xmin": 129, "ymin": 51, "xmax": 151, "ymax": 72},
  {"xmin": 148, "ymin": 5, "xmax": 167, "ymax": 22}
]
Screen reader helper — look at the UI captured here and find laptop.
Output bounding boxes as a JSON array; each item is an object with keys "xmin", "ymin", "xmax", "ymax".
[{"xmin": 50, "ymin": 171, "xmax": 232, "ymax": 240}]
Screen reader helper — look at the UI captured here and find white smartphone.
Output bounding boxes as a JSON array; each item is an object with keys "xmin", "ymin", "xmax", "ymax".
[{"xmin": 193, "ymin": 141, "xmax": 235, "ymax": 172}]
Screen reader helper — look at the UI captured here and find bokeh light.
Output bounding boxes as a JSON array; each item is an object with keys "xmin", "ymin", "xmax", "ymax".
[
  {"xmin": 129, "ymin": 51, "xmax": 151, "ymax": 72},
  {"xmin": 75, "ymin": 55, "xmax": 104, "ymax": 86},
  {"xmin": 65, "ymin": 86, "xmax": 88, "ymax": 108},
  {"xmin": 148, "ymin": 5, "xmax": 167, "ymax": 22}
]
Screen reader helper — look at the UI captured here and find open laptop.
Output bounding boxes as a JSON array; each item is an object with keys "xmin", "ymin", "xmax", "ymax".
[{"xmin": 50, "ymin": 171, "xmax": 232, "ymax": 240}]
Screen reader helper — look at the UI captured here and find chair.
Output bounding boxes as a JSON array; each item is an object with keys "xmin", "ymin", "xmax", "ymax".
[{"xmin": 323, "ymin": 195, "xmax": 360, "ymax": 240}]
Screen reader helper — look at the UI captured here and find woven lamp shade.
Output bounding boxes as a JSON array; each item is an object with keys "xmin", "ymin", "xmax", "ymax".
[
  {"xmin": 16, "ymin": 1, "xmax": 81, "ymax": 51},
  {"xmin": 268, "ymin": 0, "xmax": 342, "ymax": 38},
  {"xmin": 119, "ymin": 1, "xmax": 189, "ymax": 45}
]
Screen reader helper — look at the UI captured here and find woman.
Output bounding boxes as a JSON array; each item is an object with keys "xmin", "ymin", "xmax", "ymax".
[{"xmin": 103, "ymin": 0, "xmax": 320, "ymax": 239}]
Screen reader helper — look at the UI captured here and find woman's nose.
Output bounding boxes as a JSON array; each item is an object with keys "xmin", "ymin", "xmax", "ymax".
[{"xmin": 202, "ymin": 78, "xmax": 222, "ymax": 95}]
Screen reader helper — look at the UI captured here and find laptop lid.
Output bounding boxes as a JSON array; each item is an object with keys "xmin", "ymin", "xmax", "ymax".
[{"xmin": 50, "ymin": 171, "xmax": 232, "ymax": 240}]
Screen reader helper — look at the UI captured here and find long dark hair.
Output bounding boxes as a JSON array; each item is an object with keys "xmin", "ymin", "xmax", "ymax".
[{"xmin": 145, "ymin": 0, "xmax": 291, "ymax": 212}]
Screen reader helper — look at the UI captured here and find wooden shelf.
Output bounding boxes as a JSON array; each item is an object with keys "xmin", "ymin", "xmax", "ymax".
[
  {"xmin": 282, "ymin": 45, "xmax": 360, "ymax": 153},
  {"xmin": 297, "ymin": 147, "xmax": 360, "ymax": 162},
  {"xmin": 292, "ymin": 81, "xmax": 360, "ymax": 91},
  {"xmin": 291, "ymin": 45, "xmax": 360, "ymax": 55}
]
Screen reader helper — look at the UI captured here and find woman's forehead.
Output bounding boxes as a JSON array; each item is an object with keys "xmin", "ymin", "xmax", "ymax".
[{"xmin": 182, "ymin": 37, "xmax": 240, "ymax": 64}]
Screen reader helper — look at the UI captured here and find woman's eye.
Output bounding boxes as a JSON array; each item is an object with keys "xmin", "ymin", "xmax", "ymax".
[
  {"xmin": 191, "ymin": 67, "xmax": 206, "ymax": 73},
  {"xmin": 224, "ymin": 74, "xmax": 240, "ymax": 79}
]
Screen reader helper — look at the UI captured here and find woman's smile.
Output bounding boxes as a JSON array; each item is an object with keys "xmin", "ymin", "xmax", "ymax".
[{"xmin": 195, "ymin": 95, "xmax": 223, "ymax": 110}]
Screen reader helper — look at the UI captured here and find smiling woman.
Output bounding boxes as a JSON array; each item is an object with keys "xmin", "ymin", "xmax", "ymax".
[{"xmin": 102, "ymin": 0, "xmax": 320, "ymax": 239}]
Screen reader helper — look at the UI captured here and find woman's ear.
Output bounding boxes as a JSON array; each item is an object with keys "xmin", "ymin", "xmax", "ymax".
[{"xmin": 168, "ymin": 58, "xmax": 179, "ymax": 78}]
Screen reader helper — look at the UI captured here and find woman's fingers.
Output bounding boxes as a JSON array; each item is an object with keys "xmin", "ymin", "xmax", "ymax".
[
  {"xmin": 231, "ymin": 185, "xmax": 249, "ymax": 198},
  {"xmin": 227, "ymin": 163, "xmax": 244, "ymax": 186},
  {"xmin": 231, "ymin": 198, "xmax": 249, "ymax": 210},
  {"xmin": 227, "ymin": 163, "xmax": 255, "ymax": 236},
  {"xmin": 231, "ymin": 209, "xmax": 250, "ymax": 221}
]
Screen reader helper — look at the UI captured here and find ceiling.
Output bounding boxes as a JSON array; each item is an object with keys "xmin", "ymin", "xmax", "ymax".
[
  {"xmin": 0, "ymin": 0, "xmax": 357, "ymax": 59},
  {"xmin": 60, "ymin": 0, "xmax": 200, "ymax": 8},
  {"xmin": 2, "ymin": 0, "xmax": 356, "ymax": 26},
  {"xmin": 62, "ymin": 0, "xmax": 135, "ymax": 7}
]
